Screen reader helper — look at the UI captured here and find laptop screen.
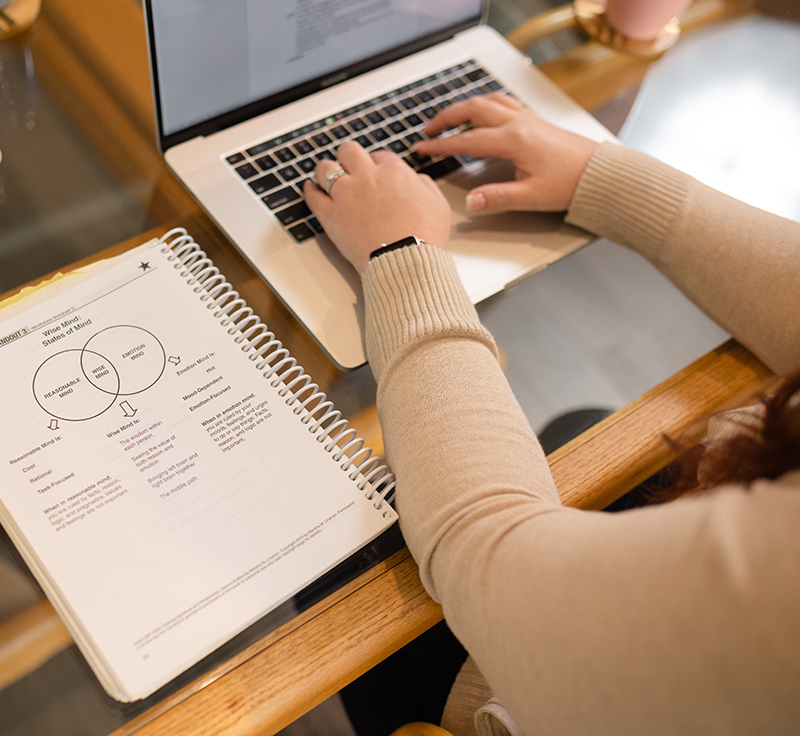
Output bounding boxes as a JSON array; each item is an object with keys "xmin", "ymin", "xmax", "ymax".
[{"xmin": 146, "ymin": 0, "xmax": 483, "ymax": 149}]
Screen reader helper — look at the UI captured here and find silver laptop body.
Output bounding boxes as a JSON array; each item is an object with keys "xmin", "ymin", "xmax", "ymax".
[{"xmin": 144, "ymin": 1, "xmax": 614, "ymax": 369}]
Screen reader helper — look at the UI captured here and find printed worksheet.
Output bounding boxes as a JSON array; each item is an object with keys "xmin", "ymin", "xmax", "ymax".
[{"xmin": 0, "ymin": 240, "xmax": 395, "ymax": 700}]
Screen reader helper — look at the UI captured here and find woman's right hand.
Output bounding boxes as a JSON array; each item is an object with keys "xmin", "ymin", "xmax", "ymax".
[
  {"xmin": 416, "ymin": 93, "xmax": 599, "ymax": 215},
  {"xmin": 304, "ymin": 141, "xmax": 451, "ymax": 275}
]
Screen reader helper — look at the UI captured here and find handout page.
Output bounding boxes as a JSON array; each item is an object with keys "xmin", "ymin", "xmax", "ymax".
[{"xmin": 0, "ymin": 242, "xmax": 396, "ymax": 700}]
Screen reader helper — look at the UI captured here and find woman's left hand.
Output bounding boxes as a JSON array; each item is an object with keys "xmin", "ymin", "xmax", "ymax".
[{"xmin": 304, "ymin": 141, "xmax": 451, "ymax": 275}]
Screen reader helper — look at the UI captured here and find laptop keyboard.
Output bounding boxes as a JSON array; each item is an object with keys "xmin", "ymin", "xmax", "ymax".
[{"xmin": 224, "ymin": 59, "xmax": 508, "ymax": 243}]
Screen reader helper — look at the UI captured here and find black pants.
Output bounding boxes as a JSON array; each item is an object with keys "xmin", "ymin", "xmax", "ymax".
[{"xmin": 340, "ymin": 620, "xmax": 468, "ymax": 736}]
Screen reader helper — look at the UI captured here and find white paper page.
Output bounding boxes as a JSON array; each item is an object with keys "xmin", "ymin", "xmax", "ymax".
[{"xmin": 0, "ymin": 242, "xmax": 396, "ymax": 700}]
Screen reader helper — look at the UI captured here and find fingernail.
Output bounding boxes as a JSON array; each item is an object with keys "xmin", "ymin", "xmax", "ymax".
[{"xmin": 466, "ymin": 192, "xmax": 486, "ymax": 212}]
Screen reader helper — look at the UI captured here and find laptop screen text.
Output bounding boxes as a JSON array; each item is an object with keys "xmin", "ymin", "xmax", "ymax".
[{"xmin": 147, "ymin": 0, "xmax": 483, "ymax": 146}]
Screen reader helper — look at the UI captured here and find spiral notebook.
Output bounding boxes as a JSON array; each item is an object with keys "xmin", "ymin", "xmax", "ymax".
[{"xmin": 0, "ymin": 229, "xmax": 397, "ymax": 702}]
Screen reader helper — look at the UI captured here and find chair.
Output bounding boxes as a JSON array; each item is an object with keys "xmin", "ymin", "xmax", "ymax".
[
  {"xmin": 0, "ymin": 598, "xmax": 72, "ymax": 692},
  {"xmin": 390, "ymin": 723, "xmax": 455, "ymax": 736}
]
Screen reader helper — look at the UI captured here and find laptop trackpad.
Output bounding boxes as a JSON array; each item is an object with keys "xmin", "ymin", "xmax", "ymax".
[{"xmin": 442, "ymin": 158, "xmax": 587, "ymax": 300}]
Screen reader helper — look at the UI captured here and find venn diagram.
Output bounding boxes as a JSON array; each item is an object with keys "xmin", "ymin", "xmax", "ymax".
[{"xmin": 33, "ymin": 326, "xmax": 166, "ymax": 422}]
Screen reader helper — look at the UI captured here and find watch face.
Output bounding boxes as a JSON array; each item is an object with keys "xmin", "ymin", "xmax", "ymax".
[
  {"xmin": 370, "ymin": 236, "xmax": 421, "ymax": 261},
  {"xmin": 388, "ymin": 236, "xmax": 421, "ymax": 249}
]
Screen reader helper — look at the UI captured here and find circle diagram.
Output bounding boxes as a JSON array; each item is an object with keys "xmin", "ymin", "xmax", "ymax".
[
  {"xmin": 82, "ymin": 326, "xmax": 165, "ymax": 395},
  {"xmin": 33, "ymin": 325, "xmax": 166, "ymax": 422},
  {"xmin": 33, "ymin": 350, "xmax": 121, "ymax": 421}
]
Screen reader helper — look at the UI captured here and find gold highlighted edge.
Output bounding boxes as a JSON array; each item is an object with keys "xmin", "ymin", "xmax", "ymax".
[
  {"xmin": 0, "ymin": 0, "xmax": 41, "ymax": 40},
  {"xmin": 0, "ymin": 271, "xmax": 92, "ymax": 313}
]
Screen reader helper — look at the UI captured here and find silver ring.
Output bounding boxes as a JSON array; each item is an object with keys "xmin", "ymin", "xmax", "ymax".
[{"xmin": 324, "ymin": 168, "xmax": 347, "ymax": 196}]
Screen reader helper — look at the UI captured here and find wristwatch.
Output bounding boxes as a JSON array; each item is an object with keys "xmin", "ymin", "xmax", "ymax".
[{"xmin": 369, "ymin": 235, "xmax": 430, "ymax": 261}]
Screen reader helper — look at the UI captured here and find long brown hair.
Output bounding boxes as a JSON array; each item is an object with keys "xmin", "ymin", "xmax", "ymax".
[
  {"xmin": 611, "ymin": 368, "xmax": 800, "ymax": 509},
  {"xmin": 696, "ymin": 369, "xmax": 800, "ymax": 489}
]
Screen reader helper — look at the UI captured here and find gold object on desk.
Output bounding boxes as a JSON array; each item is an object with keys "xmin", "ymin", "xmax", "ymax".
[
  {"xmin": 574, "ymin": 0, "xmax": 682, "ymax": 59},
  {"xmin": 0, "ymin": 0, "xmax": 40, "ymax": 40}
]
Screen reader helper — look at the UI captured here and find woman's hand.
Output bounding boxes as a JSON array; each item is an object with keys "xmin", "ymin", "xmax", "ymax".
[
  {"xmin": 416, "ymin": 93, "xmax": 598, "ymax": 214},
  {"xmin": 304, "ymin": 141, "xmax": 451, "ymax": 275}
]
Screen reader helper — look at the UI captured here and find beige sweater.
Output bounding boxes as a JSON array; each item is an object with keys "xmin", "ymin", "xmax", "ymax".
[{"xmin": 362, "ymin": 143, "xmax": 800, "ymax": 735}]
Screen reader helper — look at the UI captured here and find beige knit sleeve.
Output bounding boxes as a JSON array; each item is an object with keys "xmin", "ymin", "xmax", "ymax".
[
  {"xmin": 362, "ymin": 243, "xmax": 496, "ymax": 381},
  {"xmin": 362, "ymin": 243, "xmax": 561, "ymax": 599},
  {"xmin": 566, "ymin": 142, "xmax": 800, "ymax": 375}
]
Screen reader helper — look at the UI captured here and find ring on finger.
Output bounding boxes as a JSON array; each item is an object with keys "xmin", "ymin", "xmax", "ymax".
[{"xmin": 324, "ymin": 168, "xmax": 347, "ymax": 196}]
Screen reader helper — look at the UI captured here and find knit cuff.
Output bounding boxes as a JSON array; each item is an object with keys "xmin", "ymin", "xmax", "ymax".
[
  {"xmin": 566, "ymin": 141, "xmax": 693, "ymax": 265},
  {"xmin": 363, "ymin": 244, "xmax": 496, "ymax": 380}
]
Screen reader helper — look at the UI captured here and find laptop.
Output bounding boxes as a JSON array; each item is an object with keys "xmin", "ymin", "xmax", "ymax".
[{"xmin": 144, "ymin": 1, "xmax": 614, "ymax": 369}]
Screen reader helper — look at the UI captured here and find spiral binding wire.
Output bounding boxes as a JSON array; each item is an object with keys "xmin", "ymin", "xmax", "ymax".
[{"xmin": 157, "ymin": 228, "xmax": 396, "ymax": 513}]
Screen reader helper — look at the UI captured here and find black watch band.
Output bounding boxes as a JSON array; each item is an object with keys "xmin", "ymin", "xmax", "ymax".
[{"xmin": 369, "ymin": 236, "xmax": 427, "ymax": 262}]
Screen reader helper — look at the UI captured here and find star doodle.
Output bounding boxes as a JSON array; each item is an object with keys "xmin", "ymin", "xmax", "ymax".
[{"xmin": 139, "ymin": 261, "xmax": 152, "ymax": 271}]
